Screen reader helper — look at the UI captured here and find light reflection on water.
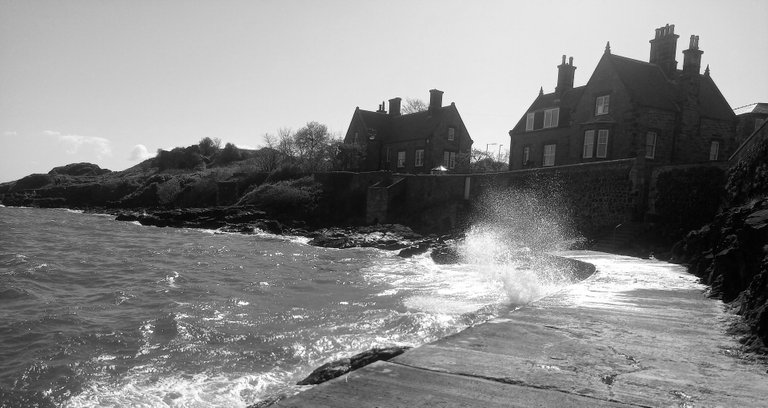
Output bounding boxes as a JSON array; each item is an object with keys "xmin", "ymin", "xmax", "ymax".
[{"xmin": 0, "ymin": 206, "xmax": 582, "ymax": 407}]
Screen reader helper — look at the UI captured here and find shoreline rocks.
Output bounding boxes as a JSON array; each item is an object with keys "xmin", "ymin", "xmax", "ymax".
[
  {"xmin": 295, "ymin": 346, "xmax": 411, "ymax": 386},
  {"xmin": 672, "ymin": 197, "xmax": 768, "ymax": 352}
]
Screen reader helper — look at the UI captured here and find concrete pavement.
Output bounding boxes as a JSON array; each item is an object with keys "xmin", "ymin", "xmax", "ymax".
[{"xmin": 275, "ymin": 251, "xmax": 768, "ymax": 407}]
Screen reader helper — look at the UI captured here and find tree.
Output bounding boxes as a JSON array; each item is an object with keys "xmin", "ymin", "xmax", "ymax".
[
  {"xmin": 216, "ymin": 142, "xmax": 242, "ymax": 164},
  {"xmin": 198, "ymin": 137, "xmax": 222, "ymax": 157},
  {"xmin": 470, "ymin": 148, "xmax": 508, "ymax": 173},
  {"xmin": 262, "ymin": 123, "xmax": 339, "ymax": 172},
  {"xmin": 402, "ymin": 98, "xmax": 428, "ymax": 114},
  {"xmin": 294, "ymin": 121, "xmax": 332, "ymax": 172}
]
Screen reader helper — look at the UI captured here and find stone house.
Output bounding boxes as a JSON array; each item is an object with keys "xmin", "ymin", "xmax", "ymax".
[
  {"xmin": 341, "ymin": 89, "xmax": 473, "ymax": 174},
  {"xmin": 734, "ymin": 103, "xmax": 768, "ymax": 148},
  {"xmin": 508, "ymin": 24, "xmax": 736, "ymax": 170}
]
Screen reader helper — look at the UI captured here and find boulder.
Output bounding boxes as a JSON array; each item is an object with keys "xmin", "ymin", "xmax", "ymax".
[{"xmin": 296, "ymin": 346, "xmax": 410, "ymax": 386}]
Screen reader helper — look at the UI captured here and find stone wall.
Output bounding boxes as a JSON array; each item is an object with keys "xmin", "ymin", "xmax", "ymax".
[
  {"xmin": 336, "ymin": 159, "xmax": 641, "ymax": 236},
  {"xmin": 475, "ymin": 159, "xmax": 640, "ymax": 237}
]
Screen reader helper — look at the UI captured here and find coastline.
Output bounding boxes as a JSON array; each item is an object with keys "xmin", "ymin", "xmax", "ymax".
[{"xmin": 264, "ymin": 251, "xmax": 768, "ymax": 407}]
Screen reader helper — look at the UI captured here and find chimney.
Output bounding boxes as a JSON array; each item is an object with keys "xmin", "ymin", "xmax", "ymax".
[
  {"xmin": 682, "ymin": 35, "xmax": 703, "ymax": 76},
  {"xmin": 649, "ymin": 24, "xmax": 680, "ymax": 78},
  {"xmin": 376, "ymin": 101, "xmax": 386, "ymax": 113},
  {"xmin": 389, "ymin": 97, "xmax": 401, "ymax": 116},
  {"xmin": 555, "ymin": 55, "xmax": 576, "ymax": 95},
  {"xmin": 428, "ymin": 89, "xmax": 443, "ymax": 112}
]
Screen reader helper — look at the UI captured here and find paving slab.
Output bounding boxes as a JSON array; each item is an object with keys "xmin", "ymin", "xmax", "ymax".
[{"xmin": 276, "ymin": 251, "xmax": 768, "ymax": 407}]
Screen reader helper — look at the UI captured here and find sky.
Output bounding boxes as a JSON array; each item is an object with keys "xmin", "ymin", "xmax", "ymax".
[{"xmin": 1, "ymin": 0, "xmax": 767, "ymax": 182}]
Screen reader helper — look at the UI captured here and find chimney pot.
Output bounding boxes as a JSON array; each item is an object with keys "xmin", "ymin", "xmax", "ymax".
[
  {"xmin": 428, "ymin": 89, "xmax": 443, "ymax": 112},
  {"xmin": 556, "ymin": 55, "xmax": 576, "ymax": 94},
  {"xmin": 649, "ymin": 23, "xmax": 680, "ymax": 78},
  {"xmin": 389, "ymin": 97, "xmax": 401, "ymax": 116}
]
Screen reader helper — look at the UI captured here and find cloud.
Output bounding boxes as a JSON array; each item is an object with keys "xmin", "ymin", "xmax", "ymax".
[
  {"xmin": 45, "ymin": 130, "xmax": 112, "ymax": 159},
  {"xmin": 129, "ymin": 144, "xmax": 155, "ymax": 161}
]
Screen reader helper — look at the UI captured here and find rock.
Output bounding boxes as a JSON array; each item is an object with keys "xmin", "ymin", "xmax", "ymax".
[
  {"xmin": 307, "ymin": 225, "xmax": 423, "ymax": 251},
  {"xmin": 296, "ymin": 346, "xmax": 410, "ymax": 386},
  {"xmin": 430, "ymin": 244, "xmax": 462, "ymax": 264},
  {"xmin": 397, "ymin": 243, "xmax": 430, "ymax": 258}
]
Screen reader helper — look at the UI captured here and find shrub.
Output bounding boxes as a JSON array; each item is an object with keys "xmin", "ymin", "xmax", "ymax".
[
  {"xmin": 155, "ymin": 146, "xmax": 204, "ymax": 171},
  {"xmin": 215, "ymin": 143, "xmax": 242, "ymax": 165},
  {"xmin": 264, "ymin": 164, "xmax": 304, "ymax": 183},
  {"xmin": 11, "ymin": 174, "xmax": 54, "ymax": 191},
  {"xmin": 238, "ymin": 176, "xmax": 321, "ymax": 217}
]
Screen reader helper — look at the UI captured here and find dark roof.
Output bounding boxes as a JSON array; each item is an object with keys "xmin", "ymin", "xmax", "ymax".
[
  {"xmin": 607, "ymin": 54, "xmax": 678, "ymax": 111},
  {"xmin": 511, "ymin": 86, "xmax": 585, "ymax": 133},
  {"xmin": 696, "ymin": 74, "xmax": 736, "ymax": 120},
  {"xmin": 734, "ymin": 103, "xmax": 768, "ymax": 116},
  {"xmin": 511, "ymin": 52, "xmax": 734, "ymax": 133},
  {"xmin": 355, "ymin": 105, "xmax": 466, "ymax": 143}
]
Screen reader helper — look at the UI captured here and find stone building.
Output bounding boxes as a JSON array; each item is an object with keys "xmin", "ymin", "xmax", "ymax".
[
  {"xmin": 508, "ymin": 24, "xmax": 736, "ymax": 170},
  {"xmin": 341, "ymin": 89, "xmax": 473, "ymax": 174},
  {"xmin": 734, "ymin": 103, "xmax": 768, "ymax": 148}
]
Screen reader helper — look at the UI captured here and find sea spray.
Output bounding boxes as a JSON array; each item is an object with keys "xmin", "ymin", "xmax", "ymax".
[{"xmin": 457, "ymin": 184, "xmax": 584, "ymax": 304}]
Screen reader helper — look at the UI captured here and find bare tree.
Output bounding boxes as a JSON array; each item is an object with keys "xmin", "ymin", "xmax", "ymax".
[{"xmin": 402, "ymin": 98, "xmax": 428, "ymax": 114}]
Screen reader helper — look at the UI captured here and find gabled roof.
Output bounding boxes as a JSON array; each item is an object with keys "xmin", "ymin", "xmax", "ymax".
[
  {"xmin": 511, "ymin": 51, "xmax": 735, "ymax": 134},
  {"xmin": 696, "ymin": 74, "xmax": 736, "ymax": 120},
  {"xmin": 607, "ymin": 54, "xmax": 678, "ymax": 111},
  {"xmin": 353, "ymin": 104, "xmax": 469, "ymax": 144},
  {"xmin": 510, "ymin": 86, "xmax": 585, "ymax": 133},
  {"xmin": 734, "ymin": 103, "xmax": 768, "ymax": 116}
]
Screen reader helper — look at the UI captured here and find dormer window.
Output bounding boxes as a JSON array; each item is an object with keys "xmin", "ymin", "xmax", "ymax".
[
  {"xmin": 595, "ymin": 95, "xmax": 610, "ymax": 116},
  {"xmin": 543, "ymin": 108, "xmax": 559, "ymax": 128},
  {"xmin": 525, "ymin": 113, "xmax": 534, "ymax": 131},
  {"xmin": 448, "ymin": 127, "xmax": 455, "ymax": 141}
]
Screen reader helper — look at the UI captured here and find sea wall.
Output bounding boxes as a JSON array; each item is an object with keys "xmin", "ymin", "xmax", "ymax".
[{"xmin": 349, "ymin": 158, "xmax": 641, "ymax": 236}]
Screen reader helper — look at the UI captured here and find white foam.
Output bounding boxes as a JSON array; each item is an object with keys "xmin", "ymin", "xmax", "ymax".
[{"xmin": 63, "ymin": 369, "xmax": 296, "ymax": 408}]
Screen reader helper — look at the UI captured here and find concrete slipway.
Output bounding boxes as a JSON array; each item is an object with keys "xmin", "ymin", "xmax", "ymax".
[{"xmin": 275, "ymin": 251, "xmax": 768, "ymax": 407}]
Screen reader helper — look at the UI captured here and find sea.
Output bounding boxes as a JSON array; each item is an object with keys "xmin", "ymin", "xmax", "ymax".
[{"xmin": 0, "ymin": 205, "xmax": 579, "ymax": 407}]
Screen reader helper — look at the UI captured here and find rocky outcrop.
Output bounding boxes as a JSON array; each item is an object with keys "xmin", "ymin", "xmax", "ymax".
[
  {"xmin": 113, "ymin": 207, "xmax": 287, "ymax": 234},
  {"xmin": 672, "ymin": 197, "xmax": 768, "ymax": 351},
  {"xmin": 295, "ymin": 346, "xmax": 410, "ymax": 386}
]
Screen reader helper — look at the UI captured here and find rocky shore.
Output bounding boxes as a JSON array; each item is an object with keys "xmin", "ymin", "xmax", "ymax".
[
  {"xmin": 107, "ymin": 206, "xmax": 465, "ymax": 264},
  {"xmin": 672, "ymin": 198, "xmax": 768, "ymax": 352}
]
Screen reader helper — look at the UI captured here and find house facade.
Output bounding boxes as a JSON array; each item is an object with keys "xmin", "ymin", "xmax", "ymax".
[
  {"xmin": 508, "ymin": 24, "xmax": 736, "ymax": 170},
  {"xmin": 341, "ymin": 89, "xmax": 473, "ymax": 174}
]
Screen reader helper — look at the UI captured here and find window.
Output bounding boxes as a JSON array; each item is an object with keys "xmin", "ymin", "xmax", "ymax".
[
  {"xmin": 543, "ymin": 108, "xmax": 559, "ymax": 128},
  {"xmin": 415, "ymin": 149, "xmax": 424, "ymax": 167},
  {"xmin": 448, "ymin": 127, "xmax": 455, "ymax": 141},
  {"xmin": 583, "ymin": 130, "xmax": 595, "ymax": 158},
  {"xmin": 645, "ymin": 131, "xmax": 657, "ymax": 159},
  {"xmin": 595, "ymin": 95, "xmax": 610, "ymax": 115},
  {"xmin": 596, "ymin": 130, "xmax": 609, "ymax": 158},
  {"xmin": 709, "ymin": 141, "xmax": 720, "ymax": 161},
  {"xmin": 397, "ymin": 151, "xmax": 406, "ymax": 168},
  {"xmin": 525, "ymin": 113, "xmax": 535, "ymax": 131},
  {"xmin": 543, "ymin": 144, "xmax": 556, "ymax": 167},
  {"xmin": 443, "ymin": 151, "xmax": 457, "ymax": 169},
  {"xmin": 522, "ymin": 146, "xmax": 530, "ymax": 164}
]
